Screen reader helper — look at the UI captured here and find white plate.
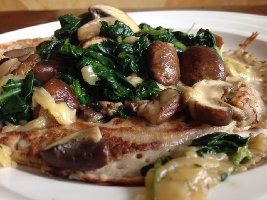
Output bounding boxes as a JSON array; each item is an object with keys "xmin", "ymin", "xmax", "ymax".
[{"xmin": 0, "ymin": 10, "xmax": 267, "ymax": 200}]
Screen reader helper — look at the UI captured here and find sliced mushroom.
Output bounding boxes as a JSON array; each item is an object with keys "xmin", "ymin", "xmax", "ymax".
[
  {"xmin": 79, "ymin": 36, "xmax": 110, "ymax": 49},
  {"xmin": 127, "ymin": 89, "xmax": 182, "ymax": 125},
  {"xmin": 89, "ymin": 4, "xmax": 140, "ymax": 33},
  {"xmin": 0, "ymin": 58, "xmax": 9, "ymax": 65},
  {"xmin": 0, "ymin": 58, "xmax": 21, "ymax": 79},
  {"xmin": 40, "ymin": 126, "xmax": 107, "ymax": 171},
  {"xmin": 78, "ymin": 17, "xmax": 116, "ymax": 41},
  {"xmin": 3, "ymin": 47, "xmax": 34, "ymax": 62},
  {"xmin": 77, "ymin": 5, "xmax": 140, "ymax": 41},
  {"xmin": 222, "ymin": 80, "xmax": 257, "ymax": 127},
  {"xmin": 98, "ymin": 101, "xmax": 123, "ymax": 116},
  {"xmin": 188, "ymin": 80, "xmax": 233, "ymax": 126},
  {"xmin": 12, "ymin": 54, "xmax": 40, "ymax": 75},
  {"xmin": 82, "ymin": 101, "xmax": 123, "ymax": 122}
]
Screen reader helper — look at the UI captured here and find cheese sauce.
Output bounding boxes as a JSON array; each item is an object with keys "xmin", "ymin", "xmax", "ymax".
[
  {"xmin": 224, "ymin": 57, "xmax": 261, "ymax": 81},
  {"xmin": 32, "ymin": 87, "xmax": 76, "ymax": 126},
  {"xmin": 138, "ymin": 133, "xmax": 267, "ymax": 200},
  {"xmin": 0, "ymin": 144, "xmax": 13, "ymax": 167}
]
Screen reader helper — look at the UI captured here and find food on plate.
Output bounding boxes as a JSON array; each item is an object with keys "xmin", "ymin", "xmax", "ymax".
[
  {"xmin": 138, "ymin": 132, "xmax": 267, "ymax": 200},
  {"xmin": 0, "ymin": 4, "xmax": 267, "ymax": 194}
]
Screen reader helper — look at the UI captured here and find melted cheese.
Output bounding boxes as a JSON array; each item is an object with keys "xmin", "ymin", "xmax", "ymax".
[
  {"xmin": 81, "ymin": 65, "xmax": 98, "ymax": 85},
  {"xmin": 139, "ymin": 133, "xmax": 267, "ymax": 200},
  {"xmin": 224, "ymin": 57, "xmax": 261, "ymax": 81},
  {"xmin": 2, "ymin": 116, "xmax": 53, "ymax": 133},
  {"xmin": 0, "ymin": 144, "xmax": 12, "ymax": 167},
  {"xmin": 126, "ymin": 74, "xmax": 143, "ymax": 88},
  {"xmin": 144, "ymin": 150, "xmax": 235, "ymax": 200},
  {"xmin": 32, "ymin": 87, "xmax": 76, "ymax": 125},
  {"xmin": 0, "ymin": 74, "xmax": 25, "ymax": 92}
]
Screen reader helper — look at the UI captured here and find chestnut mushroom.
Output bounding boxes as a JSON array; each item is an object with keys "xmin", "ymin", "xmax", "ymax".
[
  {"xmin": 3, "ymin": 47, "xmax": 34, "ymax": 62},
  {"xmin": 148, "ymin": 41, "xmax": 180, "ymax": 86},
  {"xmin": 79, "ymin": 36, "xmax": 110, "ymax": 49},
  {"xmin": 33, "ymin": 58, "xmax": 64, "ymax": 84},
  {"xmin": 82, "ymin": 101, "xmax": 123, "ymax": 122},
  {"xmin": 180, "ymin": 45, "xmax": 226, "ymax": 86},
  {"xmin": 0, "ymin": 58, "xmax": 21, "ymax": 79},
  {"xmin": 42, "ymin": 78, "xmax": 80, "ymax": 111},
  {"xmin": 77, "ymin": 4, "xmax": 140, "ymax": 41},
  {"xmin": 40, "ymin": 126, "xmax": 107, "ymax": 171},
  {"xmin": 188, "ymin": 80, "xmax": 233, "ymax": 126},
  {"xmin": 12, "ymin": 54, "xmax": 41, "ymax": 76},
  {"xmin": 126, "ymin": 89, "xmax": 182, "ymax": 125}
]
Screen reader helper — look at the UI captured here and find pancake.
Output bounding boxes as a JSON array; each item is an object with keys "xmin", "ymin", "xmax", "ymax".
[{"xmin": 0, "ymin": 29, "xmax": 266, "ymax": 185}]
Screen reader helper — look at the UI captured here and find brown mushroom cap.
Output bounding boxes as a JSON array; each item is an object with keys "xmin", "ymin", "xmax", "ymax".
[
  {"xmin": 42, "ymin": 78, "xmax": 80, "ymax": 111},
  {"xmin": 188, "ymin": 80, "xmax": 233, "ymax": 126},
  {"xmin": 41, "ymin": 126, "xmax": 107, "ymax": 171},
  {"xmin": 148, "ymin": 41, "xmax": 180, "ymax": 86},
  {"xmin": 180, "ymin": 45, "xmax": 226, "ymax": 86}
]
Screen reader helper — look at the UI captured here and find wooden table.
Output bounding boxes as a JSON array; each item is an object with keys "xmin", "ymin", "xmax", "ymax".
[{"xmin": 0, "ymin": 5, "xmax": 267, "ymax": 34}]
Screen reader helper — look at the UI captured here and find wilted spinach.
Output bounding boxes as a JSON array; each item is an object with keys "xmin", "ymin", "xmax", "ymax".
[
  {"xmin": 54, "ymin": 12, "xmax": 91, "ymax": 41},
  {"xmin": 191, "ymin": 132, "xmax": 252, "ymax": 169},
  {"xmin": 0, "ymin": 71, "xmax": 40, "ymax": 124},
  {"xmin": 135, "ymin": 80, "xmax": 161, "ymax": 100},
  {"xmin": 77, "ymin": 56, "xmax": 135, "ymax": 100},
  {"xmin": 99, "ymin": 20, "xmax": 135, "ymax": 40},
  {"xmin": 70, "ymin": 79, "xmax": 91, "ymax": 104}
]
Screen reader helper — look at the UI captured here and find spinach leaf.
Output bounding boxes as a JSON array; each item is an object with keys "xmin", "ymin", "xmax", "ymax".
[
  {"xmin": 118, "ymin": 52, "xmax": 140, "ymax": 75},
  {"xmin": 0, "ymin": 71, "xmax": 40, "ymax": 124},
  {"xmin": 220, "ymin": 173, "xmax": 228, "ymax": 182},
  {"xmin": 230, "ymin": 146, "xmax": 253, "ymax": 172},
  {"xmin": 54, "ymin": 12, "xmax": 91, "ymax": 40},
  {"xmin": 141, "ymin": 156, "xmax": 172, "ymax": 177},
  {"xmin": 196, "ymin": 29, "xmax": 216, "ymax": 48},
  {"xmin": 0, "ymin": 87, "xmax": 21, "ymax": 106},
  {"xmin": 99, "ymin": 20, "xmax": 135, "ymax": 40},
  {"xmin": 58, "ymin": 43, "xmax": 117, "ymax": 70},
  {"xmin": 70, "ymin": 79, "xmax": 91, "ymax": 104},
  {"xmin": 138, "ymin": 23, "xmax": 154, "ymax": 30},
  {"xmin": 135, "ymin": 80, "xmax": 161, "ymax": 100},
  {"xmin": 77, "ymin": 56, "xmax": 135, "ymax": 100},
  {"xmin": 89, "ymin": 39, "xmax": 117, "ymax": 55},
  {"xmin": 37, "ymin": 39, "xmax": 65, "ymax": 59},
  {"xmin": 191, "ymin": 132, "xmax": 253, "ymax": 169}
]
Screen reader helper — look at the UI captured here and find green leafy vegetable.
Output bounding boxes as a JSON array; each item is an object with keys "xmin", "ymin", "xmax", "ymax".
[
  {"xmin": 140, "ymin": 156, "xmax": 172, "ymax": 177},
  {"xmin": 191, "ymin": 132, "xmax": 252, "ymax": 168},
  {"xmin": 135, "ymin": 80, "xmax": 161, "ymax": 100},
  {"xmin": 0, "ymin": 71, "xmax": 40, "ymax": 124},
  {"xmin": 99, "ymin": 20, "xmax": 135, "ymax": 40},
  {"xmin": 77, "ymin": 56, "xmax": 135, "ymax": 100},
  {"xmin": 37, "ymin": 39, "xmax": 65, "ymax": 59},
  {"xmin": 54, "ymin": 12, "xmax": 91, "ymax": 40},
  {"xmin": 118, "ymin": 52, "xmax": 140, "ymax": 75},
  {"xmin": 70, "ymin": 79, "xmax": 91, "ymax": 104},
  {"xmin": 110, "ymin": 105, "xmax": 135, "ymax": 119},
  {"xmin": 220, "ymin": 172, "xmax": 228, "ymax": 182}
]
